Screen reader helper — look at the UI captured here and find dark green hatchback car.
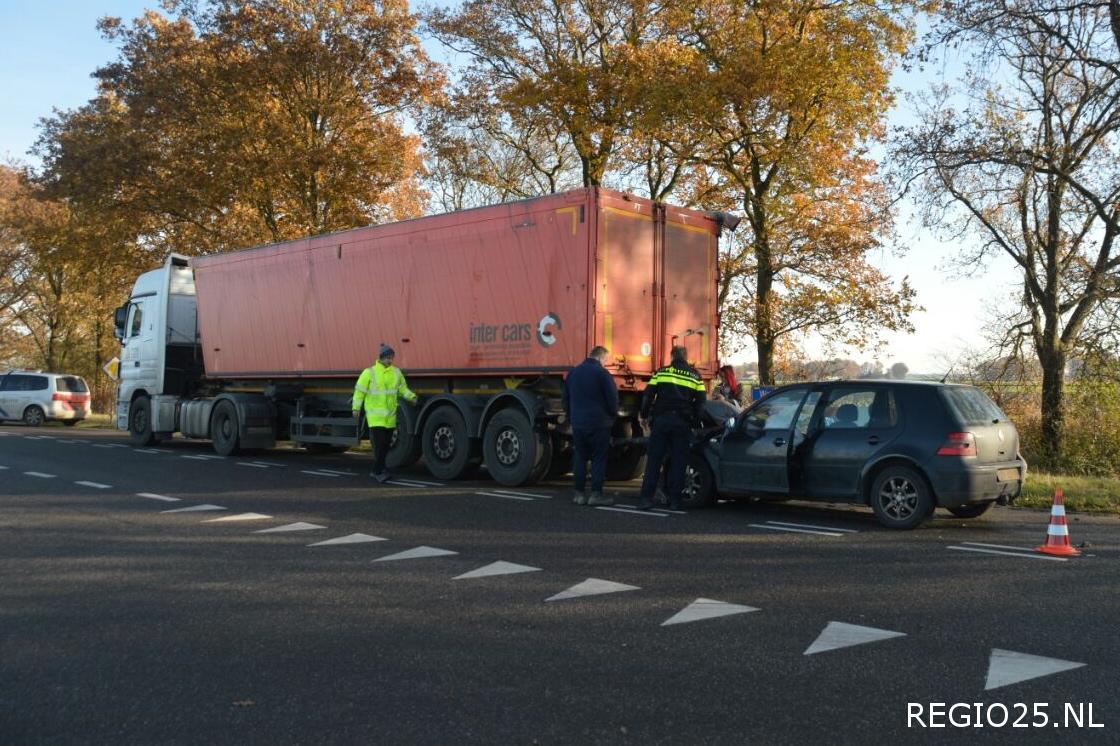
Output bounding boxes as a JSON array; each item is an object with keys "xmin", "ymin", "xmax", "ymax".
[{"xmin": 684, "ymin": 380, "xmax": 1026, "ymax": 529}]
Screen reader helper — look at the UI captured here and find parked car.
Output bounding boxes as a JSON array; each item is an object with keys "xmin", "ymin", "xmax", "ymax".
[
  {"xmin": 0, "ymin": 371, "xmax": 91, "ymax": 427},
  {"xmin": 683, "ymin": 380, "xmax": 1026, "ymax": 529}
]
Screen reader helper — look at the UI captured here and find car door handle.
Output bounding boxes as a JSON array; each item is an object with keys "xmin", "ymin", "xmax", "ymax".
[
  {"xmin": 773, "ymin": 437, "xmax": 786, "ymax": 447},
  {"xmin": 867, "ymin": 436, "xmax": 880, "ymax": 445}
]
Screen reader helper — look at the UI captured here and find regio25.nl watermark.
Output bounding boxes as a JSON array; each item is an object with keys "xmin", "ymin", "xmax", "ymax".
[{"xmin": 908, "ymin": 702, "xmax": 1104, "ymax": 729}]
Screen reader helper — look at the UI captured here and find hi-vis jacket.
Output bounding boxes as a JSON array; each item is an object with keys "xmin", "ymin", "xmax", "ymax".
[
  {"xmin": 352, "ymin": 361, "xmax": 417, "ymax": 428},
  {"xmin": 639, "ymin": 360, "xmax": 705, "ymax": 423}
]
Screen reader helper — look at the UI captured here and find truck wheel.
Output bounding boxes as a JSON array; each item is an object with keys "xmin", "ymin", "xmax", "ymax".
[
  {"xmin": 681, "ymin": 453, "xmax": 715, "ymax": 509},
  {"xmin": 386, "ymin": 425, "xmax": 421, "ymax": 469},
  {"xmin": 869, "ymin": 465, "xmax": 932, "ymax": 530},
  {"xmin": 22, "ymin": 405, "xmax": 45, "ymax": 428},
  {"xmin": 128, "ymin": 396, "xmax": 161, "ymax": 446},
  {"xmin": 422, "ymin": 407, "xmax": 472, "ymax": 480},
  {"xmin": 483, "ymin": 409, "xmax": 549, "ymax": 486},
  {"xmin": 210, "ymin": 400, "xmax": 241, "ymax": 456}
]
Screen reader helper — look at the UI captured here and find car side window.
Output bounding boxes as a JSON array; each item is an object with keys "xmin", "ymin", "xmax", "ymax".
[
  {"xmin": 822, "ymin": 388, "xmax": 897, "ymax": 430},
  {"xmin": 743, "ymin": 389, "xmax": 806, "ymax": 434},
  {"xmin": 793, "ymin": 391, "xmax": 823, "ymax": 446},
  {"xmin": 28, "ymin": 376, "xmax": 49, "ymax": 391},
  {"xmin": 0, "ymin": 375, "xmax": 12, "ymax": 391}
]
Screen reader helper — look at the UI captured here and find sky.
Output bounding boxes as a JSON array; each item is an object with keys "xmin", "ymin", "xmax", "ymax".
[{"xmin": 0, "ymin": 1, "xmax": 1021, "ymax": 374}]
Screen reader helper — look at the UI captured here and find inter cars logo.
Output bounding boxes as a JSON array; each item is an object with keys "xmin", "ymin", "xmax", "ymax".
[{"xmin": 537, "ymin": 313, "xmax": 561, "ymax": 347}]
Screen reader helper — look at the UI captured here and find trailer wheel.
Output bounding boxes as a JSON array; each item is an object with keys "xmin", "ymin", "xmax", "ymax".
[
  {"xmin": 483, "ymin": 409, "xmax": 549, "ymax": 486},
  {"xmin": 386, "ymin": 425, "xmax": 421, "ymax": 469},
  {"xmin": 211, "ymin": 400, "xmax": 241, "ymax": 457},
  {"xmin": 128, "ymin": 396, "xmax": 161, "ymax": 446},
  {"xmin": 422, "ymin": 407, "xmax": 473, "ymax": 480}
]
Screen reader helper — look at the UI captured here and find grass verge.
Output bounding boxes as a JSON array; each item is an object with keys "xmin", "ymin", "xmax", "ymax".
[{"xmin": 1018, "ymin": 472, "xmax": 1120, "ymax": 514}]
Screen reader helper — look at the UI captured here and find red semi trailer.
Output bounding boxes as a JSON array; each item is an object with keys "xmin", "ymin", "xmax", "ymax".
[{"xmin": 113, "ymin": 188, "xmax": 736, "ymax": 486}]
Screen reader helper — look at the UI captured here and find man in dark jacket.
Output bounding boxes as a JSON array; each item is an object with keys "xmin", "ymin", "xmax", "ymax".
[
  {"xmin": 637, "ymin": 346, "xmax": 705, "ymax": 510},
  {"xmin": 562, "ymin": 346, "xmax": 619, "ymax": 506}
]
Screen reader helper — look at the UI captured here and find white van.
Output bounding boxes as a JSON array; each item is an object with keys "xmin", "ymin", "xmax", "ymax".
[{"xmin": 0, "ymin": 371, "xmax": 91, "ymax": 426}]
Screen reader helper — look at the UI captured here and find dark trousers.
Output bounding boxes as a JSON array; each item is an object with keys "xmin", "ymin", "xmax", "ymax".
[
  {"xmin": 640, "ymin": 414, "xmax": 690, "ymax": 504},
  {"xmin": 370, "ymin": 426, "xmax": 393, "ymax": 475},
  {"xmin": 572, "ymin": 426, "xmax": 611, "ymax": 494}
]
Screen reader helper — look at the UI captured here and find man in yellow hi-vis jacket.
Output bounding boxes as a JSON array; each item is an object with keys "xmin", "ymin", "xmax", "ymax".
[{"xmin": 353, "ymin": 344, "xmax": 418, "ymax": 482}]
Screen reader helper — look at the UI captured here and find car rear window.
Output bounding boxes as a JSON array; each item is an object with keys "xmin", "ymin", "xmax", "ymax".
[
  {"xmin": 55, "ymin": 376, "xmax": 89, "ymax": 393},
  {"xmin": 941, "ymin": 386, "xmax": 1008, "ymax": 425}
]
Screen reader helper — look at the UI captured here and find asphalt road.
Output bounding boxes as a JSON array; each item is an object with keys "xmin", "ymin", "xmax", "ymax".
[{"xmin": 2, "ymin": 424, "xmax": 1117, "ymax": 745}]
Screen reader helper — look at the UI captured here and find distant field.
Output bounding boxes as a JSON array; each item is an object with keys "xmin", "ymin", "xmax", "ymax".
[{"xmin": 1018, "ymin": 472, "xmax": 1120, "ymax": 514}]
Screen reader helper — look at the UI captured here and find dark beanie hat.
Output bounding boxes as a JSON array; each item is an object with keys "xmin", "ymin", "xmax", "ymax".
[{"xmin": 379, "ymin": 343, "xmax": 395, "ymax": 359}]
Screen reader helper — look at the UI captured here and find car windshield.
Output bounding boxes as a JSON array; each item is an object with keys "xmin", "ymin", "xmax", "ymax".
[
  {"xmin": 941, "ymin": 386, "xmax": 1008, "ymax": 426},
  {"xmin": 55, "ymin": 376, "xmax": 89, "ymax": 393}
]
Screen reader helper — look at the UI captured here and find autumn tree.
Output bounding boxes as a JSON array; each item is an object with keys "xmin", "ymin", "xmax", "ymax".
[
  {"xmin": 897, "ymin": 1, "xmax": 1120, "ymax": 465},
  {"xmin": 426, "ymin": 0, "xmax": 678, "ymax": 188},
  {"xmin": 37, "ymin": 0, "xmax": 442, "ymax": 257},
  {"xmin": 677, "ymin": 0, "xmax": 919, "ymax": 385}
]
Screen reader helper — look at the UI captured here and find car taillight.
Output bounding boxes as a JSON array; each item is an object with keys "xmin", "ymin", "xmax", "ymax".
[
  {"xmin": 53, "ymin": 392, "xmax": 90, "ymax": 403},
  {"xmin": 52, "ymin": 393, "xmax": 71, "ymax": 401},
  {"xmin": 937, "ymin": 432, "xmax": 977, "ymax": 457}
]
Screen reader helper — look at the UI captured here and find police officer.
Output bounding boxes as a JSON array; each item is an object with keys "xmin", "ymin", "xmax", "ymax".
[
  {"xmin": 352, "ymin": 343, "xmax": 418, "ymax": 482},
  {"xmin": 637, "ymin": 346, "xmax": 705, "ymax": 510}
]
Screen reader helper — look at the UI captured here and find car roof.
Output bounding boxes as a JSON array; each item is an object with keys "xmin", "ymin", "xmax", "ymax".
[
  {"xmin": 775, "ymin": 379, "xmax": 967, "ymax": 388},
  {"xmin": 1, "ymin": 370, "xmax": 85, "ymax": 379}
]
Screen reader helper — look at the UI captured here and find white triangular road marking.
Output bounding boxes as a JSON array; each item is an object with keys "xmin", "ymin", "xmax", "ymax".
[
  {"xmin": 804, "ymin": 621, "xmax": 906, "ymax": 655},
  {"xmin": 137, "ymin": 492, "xmax": 179, "ymax": 502},
  {"xmin": 203, "ymin": 513, "xmax": 272, "ymax": 523},
  {"xmin": 546, "ymin": 578, "xmax": 640, "ymax": 602},
  {"xmin": 454, "ymin": 561, "xmax": 542, "ymax": 579},
  {"xmin": 661, "ymin": 598, "xmax": 760, "ymax": 626},
  {"xmin": 161, "ymin": 504, "xmax": 227, "ymax": 513},
  {"xmin": 985, "ymin": 649, "xmax": 1086, "ymax": 690},
  {"xmin": 373, "ymin": 546, "xmax": 458, "ymax": 562},
  {"xmin": 308, "ymin": 533, "xmax": 387, "ymax": 546},
  {"xmin": 254, "ymin": 522, "xmax": 326, "ymax": 533}
]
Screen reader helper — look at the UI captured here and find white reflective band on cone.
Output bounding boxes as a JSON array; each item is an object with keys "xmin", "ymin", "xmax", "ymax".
[
  {"xmin": 1047, "ymin": 524, "xmax": 1069, "ymax": 536},
  {"xmin": 1051, "ymin": 505, "xmax": 1066, "ymax": 516}
]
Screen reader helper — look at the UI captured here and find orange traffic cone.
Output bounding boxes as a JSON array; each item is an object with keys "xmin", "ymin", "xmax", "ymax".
[{"xmin": 1035, "ymin": 488, "xmax": 1081, "ymax": 557}]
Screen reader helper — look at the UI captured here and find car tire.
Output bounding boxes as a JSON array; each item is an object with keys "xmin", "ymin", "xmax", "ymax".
[
  {"xmin": 128, "ymin": 396, "xmax": 161, "ymax": 446},
  {"xmin": 947, "ymin": 501, "xmax": 995, "ymax": 519},
  {"xmin": 22, "ymin": 405, "xmax": 45, "ymax": 427},
  {"xmin": 422, "ymin": 406, "xmax": 474, "ymax": 480},
  {"xmin": 483, "ymin": 409, "xmax": 548, "ymax": 486},
  {"xmin": 869, "ymin": 465, "xmax": 933, "ymax": 530},
  {"xmin": 680, "ymin": 452, "xmax": 716, "ymax": 509},
  {"xmin": 210, "ymin": 400, "xmax": 241, "ymax": 456}
]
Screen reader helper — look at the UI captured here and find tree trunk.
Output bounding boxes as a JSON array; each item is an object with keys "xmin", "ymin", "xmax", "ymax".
[
  {"xmin": 755, "ymin": 259, "xmax": 776, "ymax": 386},
  {"xmin": 1038, "ymin": 346, "xmax": 1066, "ymax": 469}
]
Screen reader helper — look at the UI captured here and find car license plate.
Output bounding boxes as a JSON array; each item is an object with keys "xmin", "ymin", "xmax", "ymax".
[{"xmin": 997, "ymin": 468, "xmax": 1019, "ymax": 482}]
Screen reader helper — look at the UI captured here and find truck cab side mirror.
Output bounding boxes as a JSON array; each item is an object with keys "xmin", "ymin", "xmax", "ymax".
[{"xmin": 113, "ymin": 305, "xmax": 128, "ymax": 341}]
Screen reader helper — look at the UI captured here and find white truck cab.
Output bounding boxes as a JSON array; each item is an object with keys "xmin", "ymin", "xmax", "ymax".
[{"xmin": 113, "ymin": 255, "xmax": 199, "ymax": 440}]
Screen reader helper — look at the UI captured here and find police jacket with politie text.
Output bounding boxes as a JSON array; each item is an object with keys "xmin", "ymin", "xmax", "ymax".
[
  {"xmin": 562, "ymin": 357, "xmax": 620, "ymax": 429},
  {"xmin": 640, "ymin": 360, "xmax": 705, "ymax": 423}
]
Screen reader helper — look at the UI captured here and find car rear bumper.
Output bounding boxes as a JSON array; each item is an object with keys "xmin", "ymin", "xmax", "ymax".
[
  {"xmin": 929, "ymin": 460, "xmax": 1025, "ymax": 507},
  {"xmin": 47, "ymin": 402, "xmax": 90, "ymax": 420}
]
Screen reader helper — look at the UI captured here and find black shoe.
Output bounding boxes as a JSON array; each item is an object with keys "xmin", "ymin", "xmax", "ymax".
[
  {"xmin": 587, "ymin": 491, "xmax": 614, "ymax": 507},
  {"xmin": 636, "ymin": 499, "xmax": 654, "ymax": 511},
  {"xmin": 374, "ymin": 471, "xmax": 391, "ymax": 483}
]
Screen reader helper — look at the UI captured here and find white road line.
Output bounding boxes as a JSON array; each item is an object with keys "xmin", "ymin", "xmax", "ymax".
[
  {"xmin": 314, "ymin": 468, "xmax": 355, "ymax": 476},
  {"xmin": 0, "ymin": 465, "xmax": 8, "ymax": 470},
  {"xmin": 75, "ymin": 481, "xmax": 111, "ymax": 489},
  {"xmin": 92, "ymin": 444, "xmax": 116, "ymax": 449},
  {"xmin": 137, "ymin": 492, "xmax": 180, "ymax": 502},
  {"xmin": 614, "ymin": 502, "xmax": 687, "ymax": 515},
  {"xmin": 388, "ymin": 480, "xmax": 438, "ymax": 488},
  {"xmin": 749, "ymin": 523, "xmax": 844, "ymax": 537},
  {"xmin": 181, "ymin": 455, "xmax": 212, "ymax": 461},
  {"xmin": 766, "ymin": 520, "xmax": 858, "ymax": 534},
  {"xmin": 133, "ymin": 448, "xmax": 161, "ymax": 454},
  {"xmin": 948, "ymin": 546, "xmax": 1067, "ymax": 562},
  {"xmin": 236, "ymin": 462, "xmax": 270, "ymax": 468},
  {"xmin": 302, "ymin": 470, "xmax": 341, "ymax": 477},
  {"xmin": 249, "ymin": 460, "xmax": 286, "ymax": 467},
  {"xmin": 595, "ymin": 506, "xmax": 668, "ymax": 518},
  {"xmin": 24, "ymin": 471, "xmax": 56, "ymax": 479},
  {"xmin": 491, "ymin": 489, "xmax": 551, "ymax": 499},
  {"xmin": 386, "ymin": 477, "xmax": 442, "ymax": 487},
  {"xmin": 475, "ymin": 491, "xmax": 535, "ymax": 501},
  {"xmin": 961, "ymin": 541, "xmax": 1036, "ymax": 552}
]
